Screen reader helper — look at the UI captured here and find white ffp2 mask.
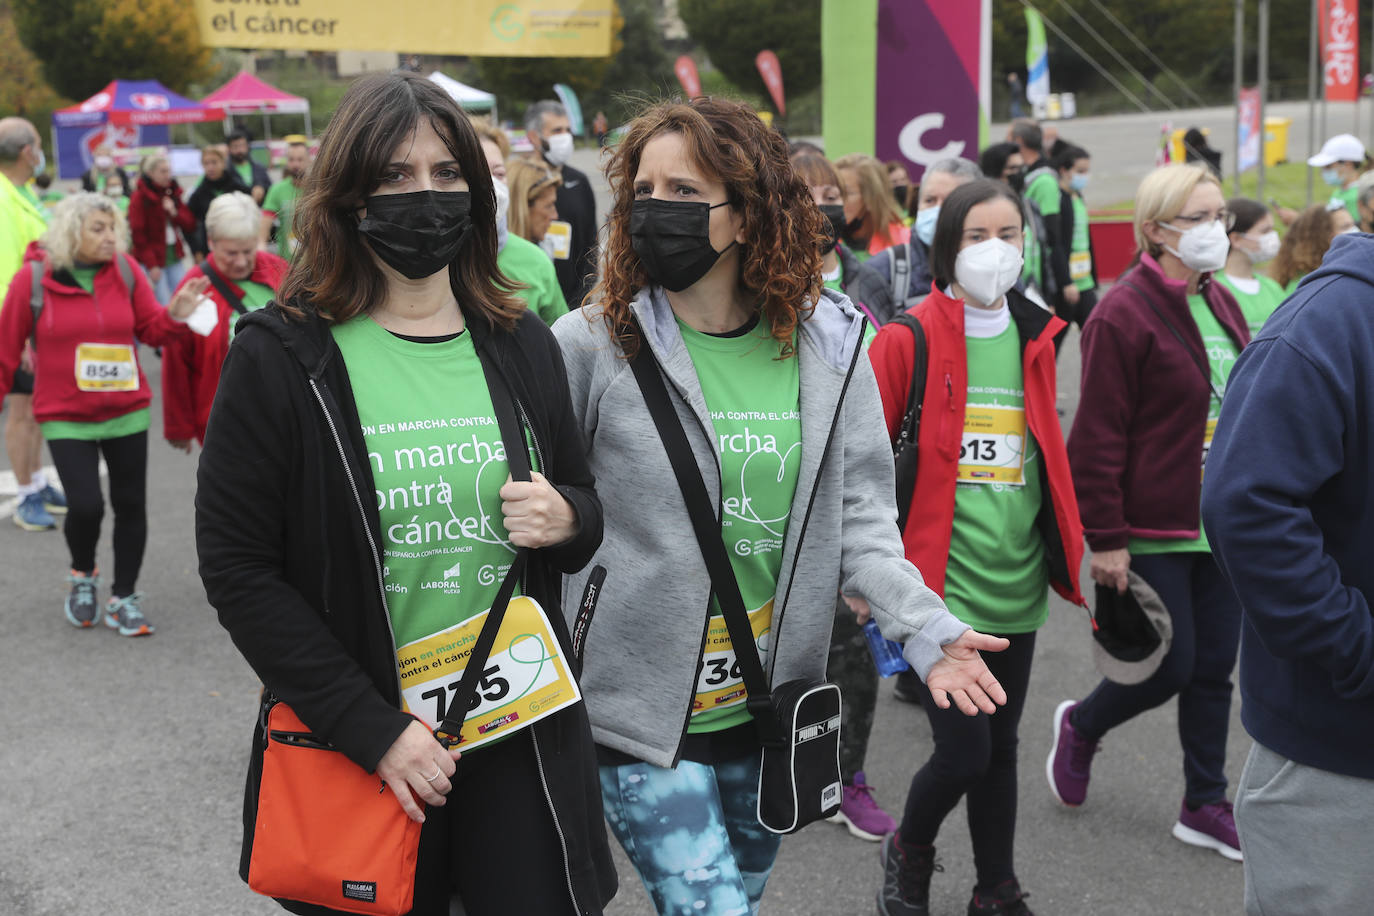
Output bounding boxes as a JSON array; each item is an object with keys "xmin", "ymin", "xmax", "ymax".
[
  {"xmin": 954, "ymin": 238, "xmax": 1024, "ymax": 307},
  {"xmin": 544, "ymin": 133, "xmax": 575, "ymax": 167},
  {"xmin": 1164, "ymin": 219, "xmax": 1230, "ymax": 273}
]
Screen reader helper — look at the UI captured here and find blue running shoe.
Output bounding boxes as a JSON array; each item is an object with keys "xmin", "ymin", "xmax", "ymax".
[
  {"xmin": 39, "ymin": 483, "xmax": 67, "ymax": 515},
  {"xmin": 104, "ymin": 593, "xmax": 154, "ymax": 637},
  {"xmin": 64, "ymin": 570, "xmax": 101, "ymax": 628},
  {"xmin": 13, "ymin": 492, "xmax": 56, "ymax": 531}
]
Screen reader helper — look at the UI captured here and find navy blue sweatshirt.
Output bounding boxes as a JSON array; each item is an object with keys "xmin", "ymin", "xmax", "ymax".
[{"xmin": 1202, "ymin": 233, "xmax": 1374, "ymax": 779}]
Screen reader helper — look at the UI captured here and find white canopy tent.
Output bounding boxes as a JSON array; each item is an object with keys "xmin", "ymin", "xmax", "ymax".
[{"xmin": 428, "ymin": 72, "xmax": 497, "ymax": 120}]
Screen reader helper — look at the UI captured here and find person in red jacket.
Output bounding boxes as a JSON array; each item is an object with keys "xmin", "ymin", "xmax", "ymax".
[
  {"xmin": 1047, "ymin": 163, "xmax": 1250, "ymax": 862},
  {"xmin": 162, "ymin": 192, "xmax": 287, "ymax": 450},
  {"xmin": 127, "ymin": 153, "xmax": 195, "ymax": 304},
  {"xmin": 870, "ymin": 179, "xmax": 1085, "ymax": 916},
  {"xmin": 0, "ymin": 192, "xmax": 205, "ymax": 635}
]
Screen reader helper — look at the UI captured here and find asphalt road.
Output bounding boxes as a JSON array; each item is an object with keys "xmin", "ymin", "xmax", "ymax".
[{"xmin": 0, "ymin": 320, "xmax": 1248, "ymax": 915}]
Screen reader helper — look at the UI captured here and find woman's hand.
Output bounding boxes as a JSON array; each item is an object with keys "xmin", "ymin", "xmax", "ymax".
[
  {"xmin": 167, "ymin": 438, "xmax": 193, "ymax": 454},
  {"xmin": 375, "ymin": 719, "xmax": 463, "ymax": 823},
  {"xmin": 841, "ymin": 594, "xmax": 872, "ymax": 624},
  {"xmin": 166, "ymin": 276, "xmax": 211, "ymax": 320},
  {"xmin": 1090, "ymin": 548, "xmax": 1131, "ymax": 594},
  {"xmin": 1064, "ymin": 284, "xmax": 1081, "ymax": 306},
  {"xmin": 500, "ymin": 471, "xmax": 578, "ymax": 548},
  {"xmin": 926, "ymin": 629, "xmax": 1010, "ymax": 715},
  {"xmin": 161, "ymin": 196, "xmax": 177, "ymax": 218},
  {"xmin": 19, "ymin": 340, "xmax": 34, "ymax": 374},
  {"xmin": 148, "ymin": 266, "xmax": 163, "ymax": 286}
]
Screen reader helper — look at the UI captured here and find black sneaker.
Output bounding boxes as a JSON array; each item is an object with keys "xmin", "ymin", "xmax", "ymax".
[
  {"xmin": 64, "ymin": 570, "xmax": 100, "ymax": 628},
  {"xmin": 893, "ymin": 668, "xmax": 922, "ymax": 704},
  {"xmin": 877, "ymin": 833, "xmax": 941, "ymax": 916},
  {"xmin": 968, "ymin": 879, "xmax": 1034, "ymax": 916}
]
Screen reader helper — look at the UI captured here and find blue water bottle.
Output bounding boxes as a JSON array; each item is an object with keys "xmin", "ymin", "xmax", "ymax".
[{"xmin": 862, "ymin": 619, "xmax": 911, "ymax": 677}]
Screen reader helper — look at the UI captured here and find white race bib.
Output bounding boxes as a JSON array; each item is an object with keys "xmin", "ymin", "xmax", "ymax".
[
  {"xmin": 957, "ymin": 404, "xmax": 1026, "ymax": 485},
  {"xmin": 544, "ymin": 220, "xmax": 572, "ymax": 260}
]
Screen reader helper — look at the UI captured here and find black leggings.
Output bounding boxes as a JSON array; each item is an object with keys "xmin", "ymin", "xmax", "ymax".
[
  {"xmin": 899, "ymin": 631, "xmax": 1036, "ymax": 889},
  {"xmin": 47, "ymin": 431, "xmax": 148, "ymax": 597}
]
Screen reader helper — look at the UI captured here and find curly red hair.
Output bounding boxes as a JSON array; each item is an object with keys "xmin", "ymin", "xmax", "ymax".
[{"xmin": 591, "ymin": 97, "xmax": 825, "ymax": 358}]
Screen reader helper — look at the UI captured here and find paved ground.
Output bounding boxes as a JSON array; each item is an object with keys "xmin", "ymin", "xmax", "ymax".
[{"xmin": 0, "ymin": 324, "xmax": 1249, "ymax": 915}]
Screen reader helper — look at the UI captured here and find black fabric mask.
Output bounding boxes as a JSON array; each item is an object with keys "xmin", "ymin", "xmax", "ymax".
[
  {"xmin": 358, "ymin": 190, "xmax": 473, "ymax": 280},
  {"xmin": 630, "ymin": 198, "xmax": 733, "ymax": 292},
  {"xmin": 819, "ymin": 204, "xmax": 846, "ymax": 255},
  {"xmin": 892, "ymin": 185, "xmax": 910, "ymax": 208},
  {"xmin": 1007, "ymin": 167, "xmax": 1026, "ymax": 194}
]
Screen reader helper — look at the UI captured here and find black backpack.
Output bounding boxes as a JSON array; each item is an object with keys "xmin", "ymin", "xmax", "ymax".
[{"xmin": 886, "ymin": 311, "xmax": 928, "ymax": 532}]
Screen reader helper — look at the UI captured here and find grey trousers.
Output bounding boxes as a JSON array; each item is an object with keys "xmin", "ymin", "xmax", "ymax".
[{"xmin": 1235, "ymin": 741, "xmax": 1374, "ymax": 915}]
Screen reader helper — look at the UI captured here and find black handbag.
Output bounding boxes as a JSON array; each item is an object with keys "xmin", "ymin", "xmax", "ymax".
[{"xmin": 627, "ymin": 318, "xmax": 863, "ymax": 834}]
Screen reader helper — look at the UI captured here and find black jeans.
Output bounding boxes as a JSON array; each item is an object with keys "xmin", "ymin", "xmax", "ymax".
[
  {"xmin": 48, "ymin": 431, "xmax": 148, "ymax": 597},
  {"xmin": 827, "ymin": 597, "xmax": 879, "ymax": 784},
  {"xmin": 899, "ymin": 631, "xmax": 1036, "ymax": 889},
  {"xmin": 1072, "ymin": 551, "xmax": 1242, "ymax": 805}
]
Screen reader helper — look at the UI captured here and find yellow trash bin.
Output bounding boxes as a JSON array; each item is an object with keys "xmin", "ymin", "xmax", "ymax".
[{"xmin": 1264, "ymin": 117, "xmax": 1291, "ymax": 166}]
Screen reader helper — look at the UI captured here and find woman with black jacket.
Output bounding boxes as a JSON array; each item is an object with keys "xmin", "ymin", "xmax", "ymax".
[
  {"xmin": 195, "ymin": 71, "xmax": 616, "ymax": 916},
  {"xmin": 186, "ymin": 144, "xmax": 249, "ymax": 258}
]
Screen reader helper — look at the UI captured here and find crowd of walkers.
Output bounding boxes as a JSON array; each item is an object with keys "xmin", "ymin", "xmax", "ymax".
[{"xmin": 1, "ymin": 72, "xmax": 1366, "ymax": 916}]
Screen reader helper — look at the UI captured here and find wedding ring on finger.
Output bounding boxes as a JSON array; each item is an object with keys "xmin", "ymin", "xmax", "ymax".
[{"xmin": 423, "ymin": 766, "xmax": 442, "ymax": 783}]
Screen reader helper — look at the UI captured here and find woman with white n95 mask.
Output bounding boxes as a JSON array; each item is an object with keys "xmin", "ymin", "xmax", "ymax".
[
  {"xmin": 1217, "ymin": 197, "xmax": 1287, "ymax": 337},
  {"xmin": 869, "ymin": 179, "xmax": 1086, "ymax": 916}
]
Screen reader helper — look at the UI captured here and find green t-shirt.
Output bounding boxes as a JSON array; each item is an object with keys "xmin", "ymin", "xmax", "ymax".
[
  {"xmin": 678, "ymin": 317, "xmax": 802, "ymax": 733},
  {"xmin": 1021, "ymin": 224, "xmax": 1043, "ymax": 291},
  {"xmin": 822, "ymin": 263, "xmax": 843, "ymax": 292},
  {"xmin": 1332, "ymin": 185, "xmax": 1360, "ymax": 220},
  {"xmin": 42, "ymin": 407, "xmax": 149, "ymax": 442},
  {"xmin": 223, "ymin": 278, "xmax": 275, "ymax": 346},
  {"xmin": 261, "ymin": 179, "xmax": 301, "ymax": 260},
  {"xmin": 329, "ymin": 317, "xmax": 522, "ymax": 651},
  {"xmin": 1129, "ymin": 294, "xmax": 1238, "ymax": 555},
  {"xmin": 1217, "ymin": 272, "xmax": 1286, "ymax": 337},
  {"xmin": 944, "ymin": 321, "xmax": 1048, "ymax": 634},
  {"xmin": 1284, "ymin": 275, "xmax": 1305, "ymax": 297},
  {"xmin": 1070, "ymin": 195, "xmax": 1096, "ymax": 292},
  {"xmin": 233, "ymin": 160, "xmax": 254, "ymax": 189},
  {"xmin": 497, "ymin": 234, "xmax": 567, "ymax": 326},
  {"xmin": 69, "ymin": 266, "xmax": 99, "ymax": 294},
  {"xmin": 1024, "ymin": 169, "xmax": 1061, "ymax": 217}
]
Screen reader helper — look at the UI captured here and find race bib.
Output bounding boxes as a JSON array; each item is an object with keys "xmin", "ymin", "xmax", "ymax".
[
  {"xmin": 74, "ymin": 343, "xmax": 138, "ymax": 392},
  {"xmin": 694, "ymin": 602, "xmax": 772, "ymax": 715},
  {"xmin": 544, "ymin": 220, "xmax": 572, "ymax": 260},
  {"xmin": 396, "ymin": 596, "xmax": 581, "ymax": 752},
  {"xmin": 1201, "ymin": 417, "xmax": 1217, "ymax": 480},
  {"xmin": 957, "ymin": 404, "xmax": 1026, "ymax": 485},
  {"xmin": 1070, "ymin": 250, "xmax": 1093, "ymax": 281}
]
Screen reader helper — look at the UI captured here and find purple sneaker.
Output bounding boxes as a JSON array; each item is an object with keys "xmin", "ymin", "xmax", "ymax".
[
  {"xmin": 1172, "ymin": 799, "xmax": 1243, "ymax": 861},
  {"xmin": 826, "ymin": 771, "xmax": 897, "ymax": 841},
  {"xmin": 1046, "ymin": 700, "xmax": 1099, "ymax": 806}
]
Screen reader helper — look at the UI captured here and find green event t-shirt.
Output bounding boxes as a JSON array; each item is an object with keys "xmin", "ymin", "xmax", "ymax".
[
  {"xmin": 1129, "ymin": 294, "xmax": 1238, "ymax": 555},
  {"xmin": 261, "ymin": 180, "xmax": 301, "ymax": 260},
  {"xmin": 678, "ymin": 317, "xmax": 802, "ymax": 733},
  {"xmin": 944, "ymin": 321, "xmax": 1048, "ymax": 634},
  {"xmin": 498, "ymin": 234, "xmax": 567, "ymax": 326},
  {"xmin": 329, "ymin": 316, "xmax": 523, "ymax": 652},
  {"xmin": 1331, "ymin": 184, "xmax": 1360, "ymax": 220},
  {"xmin": 226, "ymin": 279, "xmax": 274, "ymax": 345},
  {"xmin": 1217, "ymin": 272, "xmax": 1286, "ymax": 337},
  {"xmin": 1024, "ymin": 169, "xmax": 1061, "ymax": 218},
  {"xmin": 1070, "ymin": 195, "xmax": 1096, "ymax": 292},
  {"xmin": 1021, "ymin": 224, "xmax": 1043, "ymax": 291},
  {"xmin": 233, "ymin": 160, "xmax": 254, "ymax": 189}
]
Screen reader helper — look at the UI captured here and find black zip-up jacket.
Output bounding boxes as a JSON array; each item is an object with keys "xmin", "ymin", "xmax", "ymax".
[{"xmin": 196, "ymin": 301, "xmax": 616, "ymax": 914}]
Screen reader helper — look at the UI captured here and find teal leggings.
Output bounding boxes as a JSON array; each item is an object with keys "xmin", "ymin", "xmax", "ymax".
[{"xmin": 600, "ymin": 754, "xmax": 782, "ymax": 915}]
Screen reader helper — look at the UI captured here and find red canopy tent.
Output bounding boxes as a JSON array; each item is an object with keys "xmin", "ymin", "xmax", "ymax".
[{"xmin": 202, "ymin": 72, "xmax": 312, "ymax": 139}]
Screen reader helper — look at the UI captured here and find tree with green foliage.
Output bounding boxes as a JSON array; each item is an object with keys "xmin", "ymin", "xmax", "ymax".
[
  {"xmin": 0, "ymin": 2, "xmax": 65, "ymax": 122},
  {"xmin": 12, "ymin": 0, "xmax": 213, "ymax": 101},
  {"xmin": 678, "ymin": 0, "xmax": 820, "ymax": 110}
]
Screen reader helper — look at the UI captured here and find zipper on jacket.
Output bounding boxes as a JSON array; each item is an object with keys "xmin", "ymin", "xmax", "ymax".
[
  {"xmin": 530, "ymin": 729, "xmax": 581, "ymax": 914},
  {"xmin": 512, "ymin": 395, "xmax": 546, "ymax": 472},
  {"xmin": 945, "ymin": 372, "xmax": 954, "ymax": 406},
  {"xmin": 309, "ymin": 378, "xmax": 402, "ymax": 700}
]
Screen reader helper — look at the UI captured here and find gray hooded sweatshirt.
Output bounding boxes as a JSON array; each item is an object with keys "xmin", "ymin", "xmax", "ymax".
[{"xmin": 552, "ymin": 286, "xmax": 969, "ymax": 767}]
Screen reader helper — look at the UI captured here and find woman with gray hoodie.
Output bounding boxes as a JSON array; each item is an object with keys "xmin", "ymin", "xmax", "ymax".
[{"xmin": 552, "ymin": 97, "xmax": 1010, "ymax": 916}]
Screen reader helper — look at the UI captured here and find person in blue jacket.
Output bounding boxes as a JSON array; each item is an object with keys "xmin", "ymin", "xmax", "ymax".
[{"xmin": 1202, "ymin": 231, "xmax": 1374, "ymax": 916}]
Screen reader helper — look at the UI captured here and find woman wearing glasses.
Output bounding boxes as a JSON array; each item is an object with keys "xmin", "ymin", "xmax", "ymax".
[{"xmin": 1046, "ymin": 164, "xmax": 1250, "ymax": 861}]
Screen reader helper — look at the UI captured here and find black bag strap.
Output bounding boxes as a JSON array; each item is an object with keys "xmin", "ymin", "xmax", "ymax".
[
  {"xmin": 434, "ymin": 358, "xmax": 533, "ymax": 748},
  {"xmin": 201, "ymin": 262, "xmax": 247, "ymax": 315},
  {"xmin": 1119, "ymin": 277, "xmax": 1223, "ymax": 403},
  {"xmin": 887, "ymin": 312, "xmax": 927, "ymax": 532},
  {"xmin": 626, "ymin": 317, "xmax": 781, "ymax": 744}
]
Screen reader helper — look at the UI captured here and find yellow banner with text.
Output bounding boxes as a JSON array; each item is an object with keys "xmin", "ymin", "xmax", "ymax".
[{"xmin": 193, "ymin": 0, "xmax": 615, "ymax": 56}]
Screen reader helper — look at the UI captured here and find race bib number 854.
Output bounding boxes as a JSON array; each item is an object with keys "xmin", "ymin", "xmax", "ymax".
[{"xmin": 74, "ymin": 343, "xmax": 138, "ymax": 392}]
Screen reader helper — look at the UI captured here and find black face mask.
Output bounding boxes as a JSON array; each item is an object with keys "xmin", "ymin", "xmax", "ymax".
[
  {"xmin": 630, "ymin": 198, "xmax": 733, "ymax": 292},
  {"xmin": 358, "ymin": 190, "xmax": 473, "ymax": 280},
  {"xmin": 1007, "ymin": 167, "xmax": 1026, "ymax": 194},
  {"xmin": 819, "ymin": 204, "xmax": 846, "ymax": 255},
  {"xmin": 892, "ymin": 184, "xmax": 910, "ymax": 208}
]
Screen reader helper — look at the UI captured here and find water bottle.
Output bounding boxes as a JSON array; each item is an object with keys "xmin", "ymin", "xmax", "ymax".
[{"xmin": 862, "ymin": 619, "xmax": 911, "ymax": 677}]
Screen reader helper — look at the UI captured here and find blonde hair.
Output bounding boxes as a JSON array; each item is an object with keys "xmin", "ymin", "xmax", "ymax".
[
  {"xmin": 43, "ymin": 192, "xmax": 129, "ymax": 271},
  {"xmin": 201, "ymin": 144, "xmax": 228, "ymax": 166},
  {"xmin": 139, "ymin": 152, "xmax": 169, "ymax": 177},
  {"xmin": 506, "ymin": 158, "xmax": 560, "ymax": 241},
  {"xmin": 834, "ymin": 153, "xmax": 906, "ymax": 247},
  {"xmin": 1133, "ymin": 163, "xmax": 1222, "ymax": 257},
  {"xmin": 206, "ymin": 191, "xmax": 261, "ymax": 241},
  {"xmin": 471, "ymin": 118, "xmax": 511, "ymax": 161}
]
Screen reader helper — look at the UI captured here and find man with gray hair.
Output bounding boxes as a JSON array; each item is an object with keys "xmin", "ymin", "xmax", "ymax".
[
  {"xmin": 866, "ymin": 157, "xmax": 982, "ymax": 322},
  {"xmin": 524, "ymin": 100, "xmax": 598, "ymax": 308},
  {"xmin": 0, "ymin": 116, "xmax": 64, "ymax": 530},
  {"xmin": 1354, "ymin": 171, "xmax": 1374, "ymax": 232}
]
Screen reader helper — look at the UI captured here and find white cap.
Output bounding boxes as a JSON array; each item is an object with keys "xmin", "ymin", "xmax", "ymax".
[{"xmin": 1308, "ymin": 133, "xmax": 1367, "ymax": 167}]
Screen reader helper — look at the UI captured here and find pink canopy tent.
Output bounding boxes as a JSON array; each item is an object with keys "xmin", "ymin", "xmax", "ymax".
[{"xmin": 202, "ymin": 72, "xmax": 312, "ymax": 139}]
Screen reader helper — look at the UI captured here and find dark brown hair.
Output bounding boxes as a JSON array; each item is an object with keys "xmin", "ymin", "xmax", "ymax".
[
  {"xmin": 930, "ymin": 179, "xmax": 1025, "ymax": 289},
  {"xmin": 592, "ymin": 97, "xmax": 824, "ymax": 358},
  {"xmin": 278, "ymin": 71, "xmax": 522, "ymax": 327}
]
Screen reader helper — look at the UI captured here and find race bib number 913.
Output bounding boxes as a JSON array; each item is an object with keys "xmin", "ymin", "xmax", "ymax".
[
  {"xmin": 396, "ymin": 597, "xmax": 581, "ymax": 752},
  {"xmin": 957, "ymin": 405, "xmax": 1026, "ymax": 485}
]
